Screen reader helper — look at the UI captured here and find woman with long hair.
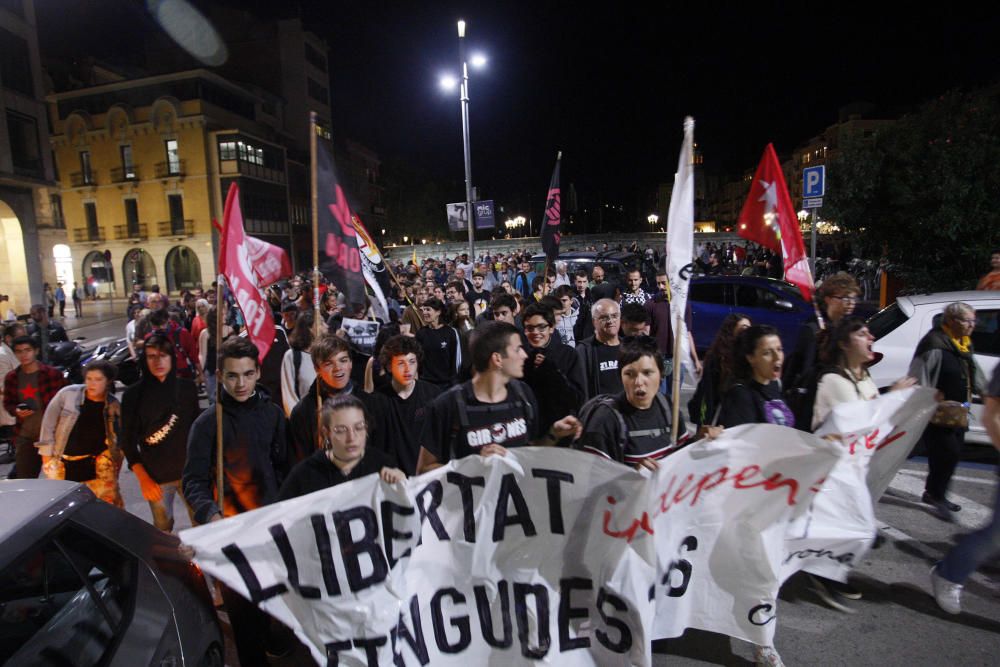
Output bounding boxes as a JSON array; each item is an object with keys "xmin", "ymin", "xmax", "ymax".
[
  {"xmin": 447, "ymin": 301, "xmax": 475, "ymax": 335},
  {"xmin": 718, "ymin": 325, "xmax": 794, "ymax": 429},
  {"xmin": 38, "ymin": 360, "xmax": 123, "ymax": 506},
  {"xmin": 688, "ymin": 313, "xmax": 751, "ymax": 427},
  {"xmin": 278, "ymin": 394, "xmax": 404, "ymax": 500}
]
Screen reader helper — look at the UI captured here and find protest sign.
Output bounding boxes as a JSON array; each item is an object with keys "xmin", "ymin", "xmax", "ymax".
[
  {"xmin": 781, "ymin": 387, "xmax": 937, "ymax": 582},
  {"xmin": 341, "ymin": 318, "xmax": 379, "ymax": 355},
  {"xmin": 183, "ymin": 424, "xmax": 850, "ymax": 665}
]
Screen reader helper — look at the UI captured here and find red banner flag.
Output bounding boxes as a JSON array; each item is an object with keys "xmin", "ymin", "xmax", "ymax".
[
  {"xmin": 737, "ymin": 144, "xmax": 814, "ymax": 302},
  {"xmin": 218, "ymin": 183, "xmax": 276, "ymax": 361}
]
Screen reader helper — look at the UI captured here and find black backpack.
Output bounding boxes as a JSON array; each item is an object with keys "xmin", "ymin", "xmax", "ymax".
[
  {"xmin": 446, "ymin": 380, "xmax": 536, "ymax": 451},
  {"xmin": 578, "ymin": 392, "xmax": 673, "ymax": 455}
]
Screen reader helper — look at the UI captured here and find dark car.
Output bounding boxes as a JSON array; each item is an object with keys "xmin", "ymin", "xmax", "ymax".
[
  {"xmin": 530, "ymin": 250, "xmax": 646, "ymax": 291},
  {"xmin": 688, "ymin": 275, "xmax": 813, "ymax": 354},
  {"xmin": 0, "ymin": 480, "xmax": 223, "ymax": 667}
]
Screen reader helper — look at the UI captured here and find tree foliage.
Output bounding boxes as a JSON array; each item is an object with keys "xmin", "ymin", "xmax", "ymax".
[
  {"xmin": 380, "ymin": 158, "xmax": 460, "ymax": 242},
  {"xmin": 825, "ymin": 85, "xmax": 1000, "ymax": 292}
]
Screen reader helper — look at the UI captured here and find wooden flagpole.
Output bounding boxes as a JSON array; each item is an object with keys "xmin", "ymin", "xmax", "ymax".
[
  {"xmin": 310, "ymin": 112, "xmax": 323, "ymax": 450},
  {"xmin": 214, "ymin": 273, "xmax": 225, "ymax": 514}
]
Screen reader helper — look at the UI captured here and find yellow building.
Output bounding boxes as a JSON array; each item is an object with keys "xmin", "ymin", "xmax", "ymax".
[{"xmin": 49, "ymin": 69, "xmax": 293, "ymax": 297}]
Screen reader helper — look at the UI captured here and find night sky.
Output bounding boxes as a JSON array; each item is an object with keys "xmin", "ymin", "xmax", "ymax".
[{"xmin": 36, "ymin": 1, "xmax": 1000, "ymax": 220}]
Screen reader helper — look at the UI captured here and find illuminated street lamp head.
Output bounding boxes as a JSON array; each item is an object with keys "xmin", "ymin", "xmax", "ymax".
[
  {"xmin": 470, "ymin": 53, "xmax": 487, "ymax": 68},
  {"xmin": 457, "ymin": 19, "xmax": 466, "ymax": 38},
  {"xmin": 647, "ymin": 213, "xmax": 659, "ymax": 225},
  {"xmin": 439, "ymin": 74, "xmax": 458, "ymax": 91}
]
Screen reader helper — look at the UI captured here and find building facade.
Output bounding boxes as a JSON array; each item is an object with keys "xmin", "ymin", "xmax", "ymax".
[
  {"xmin": 49, "ymin": 69, "xmax": 293, "ymax": 297},
  {"xmin": 0, "ymin": 0, "xmax": 59, "ymax": 315}
]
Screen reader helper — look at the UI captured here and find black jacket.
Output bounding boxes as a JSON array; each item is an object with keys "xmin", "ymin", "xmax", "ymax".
[
  {"xmin": 287, "ymin": 379, "xmax": 357, "ymax": 467},
  {"xmin": 182, "ymin": 389, "xmax": 287, "ymax": 524},
  {"xmin": 120, "ymin": 369, "xmax": 200, "ymax": 484},
  {"xmin": 523, "ymin": 335, "xmax": 587, "ymax": 433}
]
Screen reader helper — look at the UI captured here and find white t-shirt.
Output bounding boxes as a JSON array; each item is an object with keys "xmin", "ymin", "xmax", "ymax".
[{"xmin": 812, "ymin": 370, "xmax": 879, "ymax": 431}]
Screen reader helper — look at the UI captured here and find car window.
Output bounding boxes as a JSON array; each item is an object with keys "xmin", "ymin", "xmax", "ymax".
[
  {"xmin": 972, "ymin": 309, "xmax": 999, "ymax": 357},
  {"xmin": 690, "ymin": 282, "xmax": 732, "ymax": 305},
  {"xmin": 735, "ymin": 285, "xmax": 784, "ymax": 310},
  {"xmin": 0, "ymin": 525, "xmax": 134, "ymax": 666},
  {"xmin": 867, "ymin": 303, "xmax": 909, "ymax": 340}
]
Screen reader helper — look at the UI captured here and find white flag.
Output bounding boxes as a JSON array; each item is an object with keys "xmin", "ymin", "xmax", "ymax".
[{"xmin": 666, "ymin": 117, "xmax": 695, "ymax": 377}]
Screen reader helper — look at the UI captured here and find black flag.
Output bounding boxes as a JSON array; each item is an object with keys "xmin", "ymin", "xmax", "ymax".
[
  {"xmin": 315, "ymin": 135, "xmax": 366, "ymax": 307},
  {"xmin": 541, "ymin": 151, "xmax": 562, "ymax": 262}
]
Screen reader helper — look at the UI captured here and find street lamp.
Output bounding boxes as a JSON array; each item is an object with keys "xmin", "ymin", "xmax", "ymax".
[
  {"xmin": 647, "ymin": 213, "xmax": 659, "ymax": 228},
  {"xmin": 441, "ymin": 19, "xmax": 486, "ymax": 260}
]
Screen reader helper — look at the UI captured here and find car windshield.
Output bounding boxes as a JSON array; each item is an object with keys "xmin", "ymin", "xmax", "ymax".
[{"xmin": 867, "ymin": 302, "xmax": 909, "ymax": 340}]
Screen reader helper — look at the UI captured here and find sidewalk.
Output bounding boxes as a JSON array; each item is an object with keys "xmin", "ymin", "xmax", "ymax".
[{"xmin": 55, "ymin": 298, "xmax": 128, "ymax": 337}]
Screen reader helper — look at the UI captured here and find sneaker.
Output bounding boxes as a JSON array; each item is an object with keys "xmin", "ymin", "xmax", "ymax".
[
  {"xmin": 753, "ymin": 644, "xmax": 785, "ymax": 667},
  {"xmin": 922, "ymin": 491, "xmax": 961, "ymax": 513},
  {"xmin": 806, "ymin": 574, "xmax": 855, "ymax": 613},
  {"xmin": 922, "ymin": 493, "xmax": 956, "ymax": 522},
  {"xmin": 829, "ymin": 579, "xmax": 863, "ymax": 600},
  {"xmin": 930, "ymin": 565, "xmax": 962, "ymax": 615}
]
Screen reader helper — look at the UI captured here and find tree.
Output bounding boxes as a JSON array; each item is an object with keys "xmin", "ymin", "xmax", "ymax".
[
  {"xmin": 825, "ymin": 85, "xmax": 1000, "ymax": 292},
  {"xmin": 380, "ymin": 158, "xmax": 459, "ymax": 243}
]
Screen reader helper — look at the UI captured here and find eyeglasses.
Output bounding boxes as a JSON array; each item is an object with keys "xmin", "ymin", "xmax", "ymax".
[
  {"xmin": 596, "ymin": 313, "xmax": 620, "ymax": 323},
  {"xmin": 524, "ymin": 324, "xmax": 550, "ymax": 333},
  {"xmin": 957, "ymin": 318, "xmax": 977, "ymax": 326},
  {"xmin": 329, "ymin": 423, "xmax": 367, "ymax": 437},
  {"xmin": 832, "ymin": 296, "xmax": 858, "ymax": 304}
]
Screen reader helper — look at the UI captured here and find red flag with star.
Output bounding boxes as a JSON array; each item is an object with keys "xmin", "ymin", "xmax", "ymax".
[
  {"xmin": 316, "ymin": 135, "xmax": 367, "ymax": 307},
  {"xmin": 737, "ymin": 144, "xmax": 814, "ymax": 301}
]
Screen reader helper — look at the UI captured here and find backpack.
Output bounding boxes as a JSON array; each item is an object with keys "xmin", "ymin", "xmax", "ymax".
[
  {"xmin": 578, "ymin": 392, "xmax": 672, "ymax": 456},
  {"xmin": 447, "ymin": 380, "xmax": 535, "ymax": 449}
]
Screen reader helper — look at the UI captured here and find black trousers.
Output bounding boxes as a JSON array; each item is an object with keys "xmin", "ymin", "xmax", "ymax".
[
  {"xmin": 11, "ymin": 436, "xmax": 42, "ymax": 479},
  {"xmin": 219, "ymin": 582, "xmax": 270, "ymax": 667},
  {"xmin": 924, "ymin": 424, "xmax": 964, "ymax": 500}
]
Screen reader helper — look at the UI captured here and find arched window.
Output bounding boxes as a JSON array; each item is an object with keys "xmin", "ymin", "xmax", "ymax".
[
  {"xmin": 80, "ymin": 250, "xmax": 113, "ymax": 298},
  {"xmin": 165, "ymin": 245, "xmax": 202, "ymax": 294},
  {"xmin": 122, "ymin": 248, "xmax": 157, "ymax": 293}
]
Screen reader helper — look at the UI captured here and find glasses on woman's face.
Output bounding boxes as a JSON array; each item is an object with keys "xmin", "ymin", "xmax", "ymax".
[
  {"xmin": 833, "ymin": 295, "xmax": 858, "ymax": 304},
  {"xmin": 329, "ymin": 423, "xmax": 367, "ymax": 437}
]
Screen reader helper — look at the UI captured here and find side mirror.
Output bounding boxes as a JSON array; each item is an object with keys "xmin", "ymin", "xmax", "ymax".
[{"xmin": 774, "ymin": 300, "xmax": 795, "ymax": 311}]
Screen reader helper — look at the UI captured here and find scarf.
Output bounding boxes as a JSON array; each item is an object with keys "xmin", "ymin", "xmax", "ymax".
[{"xmin": 942, "ymin": 323, "xmax": 971, "ymax": 355}]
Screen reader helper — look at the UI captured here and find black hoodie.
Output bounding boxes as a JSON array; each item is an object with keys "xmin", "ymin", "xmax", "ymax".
[
  {"xmin": 120, "ymin": 364, "xmax": 200, "ymax": 484},
  {"xmin": 182, "ymin": 388, "xmax": 287, "ymax": 524},
  {"xmin": 287, "ymin": 379, "xmax": 358, "ymax": 467}
]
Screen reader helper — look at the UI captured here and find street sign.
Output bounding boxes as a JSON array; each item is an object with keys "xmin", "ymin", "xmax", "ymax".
[
  {"xmin": 474, "ymin": 200, "xmax": 495, "ymax": 230},
  {"xmin": 803, "ymin": 165, "xmax": 825, "ymax": 198},
  {"xmin": 803, "ymin": 197, "xmax": 823, "ymax": 209}
]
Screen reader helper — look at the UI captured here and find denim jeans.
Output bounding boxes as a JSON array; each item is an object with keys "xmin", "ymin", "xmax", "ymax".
[
  {"xmin": 937, "ymin": 481, "xmax": 1000, "ymax": 584},
  {"xmin": 148, "ymin": 479, "xmax": 194, "ymax": 532}
]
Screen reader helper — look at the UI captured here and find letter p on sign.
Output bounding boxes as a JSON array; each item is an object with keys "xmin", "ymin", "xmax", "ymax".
[{"xmin": 803, "ymin": 166, "xmax": 825, "ymax": 198}]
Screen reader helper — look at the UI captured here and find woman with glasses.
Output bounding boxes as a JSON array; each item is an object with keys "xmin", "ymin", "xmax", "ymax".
[
  {"xmin": 782, "ymin": 272, "xmax": 862, "ymax": 430},
  {"xmin": 909, "ymin": 302, "xmax": 986, "ymax": 520},
  {"xmin": 278, "ymin": 394, "xmax": 405, "ymax": 500}
]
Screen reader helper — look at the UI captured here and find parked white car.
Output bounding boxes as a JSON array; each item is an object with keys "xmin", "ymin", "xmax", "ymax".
[{"xmin": 867, "ymin": 291, "xmax": 1000, "ymax": 445}]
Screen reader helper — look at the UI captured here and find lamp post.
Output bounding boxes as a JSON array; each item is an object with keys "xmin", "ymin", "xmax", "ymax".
[
  {"xmin": 440, "ymin": 20, "xmax": 485, "ymax": 261},
  {"xmin": 647, "ymin": 213, "xmax": 659, "ymax": 231}
]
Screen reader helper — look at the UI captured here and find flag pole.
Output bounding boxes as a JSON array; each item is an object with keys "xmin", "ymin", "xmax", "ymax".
[
  {"xmin": 310, "ymin": 111, "xmax": 323, "ymax": 450},
  {"xmin": 670, "ymin": 135, "xmax": 693, "ymax": 444},
  {"xmin": 214, "ymin": 273, "xmax": 225, "ymax": 514}
]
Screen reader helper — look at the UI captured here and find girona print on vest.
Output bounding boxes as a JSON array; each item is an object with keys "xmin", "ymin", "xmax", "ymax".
[{"xmin": 466, "ymin": 417, "xmax": 528, "ymax": 448}]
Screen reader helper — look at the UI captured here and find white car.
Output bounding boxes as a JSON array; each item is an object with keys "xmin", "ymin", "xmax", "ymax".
[{"xmin": 867, "ymin": 290, "xmax": 1000, "ymax": 445}]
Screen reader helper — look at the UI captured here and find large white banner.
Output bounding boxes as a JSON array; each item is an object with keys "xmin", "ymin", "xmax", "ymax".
[
  {"xmin": 781, "ymin": 387, "xmax": 937, "ymax": 582},
  {"xmin": 183, "ymin": 423, "xmax": 860, "ymax": 665}
]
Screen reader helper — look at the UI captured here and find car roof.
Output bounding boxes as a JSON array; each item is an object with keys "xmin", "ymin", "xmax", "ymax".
[
  {"xmin": 895, "ymin": 290, "xmax": 1000, "ymax": 317},
  {"xmin": 0, "ymin": 480, "xmax": 88, "ymax": 543}
]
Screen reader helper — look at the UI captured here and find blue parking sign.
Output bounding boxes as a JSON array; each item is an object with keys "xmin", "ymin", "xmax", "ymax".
[{"xmin": 803, "ymin": 166, "xmax": 825, "ymax": 198}]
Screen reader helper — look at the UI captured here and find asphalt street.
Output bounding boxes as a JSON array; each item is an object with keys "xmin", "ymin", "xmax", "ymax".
[{"xmin": 2, "ymin": 306, "xmax": 997, "ymax": 666}]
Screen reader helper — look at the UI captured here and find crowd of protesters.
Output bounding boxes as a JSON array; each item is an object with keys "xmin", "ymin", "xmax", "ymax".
[{"xmin": 1, "ymin": 241, "xmax": 997, "ymax": 667}]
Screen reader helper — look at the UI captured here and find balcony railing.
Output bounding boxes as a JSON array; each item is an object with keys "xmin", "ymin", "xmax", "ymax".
[
  {"xmin": 70, "ymin": 171, "xmax": 97, "ymax": 187},
  {"xmin": 73, "ymin": 227, "xmax": 105, "ymax": 243},
  {"xmin": 155, "ymin": 160, "xmax": 185, "ymax": 178},
  {"xmin": 114, "ymin": 223, "xmax": 148, "ymax": 241},
  {"xmin": 158, "ymin": 219, "xmax": 194, "ymax": 237},
  {"xmin": 110, "ymin": 166, "xmax": 141, "ymax": 183}
]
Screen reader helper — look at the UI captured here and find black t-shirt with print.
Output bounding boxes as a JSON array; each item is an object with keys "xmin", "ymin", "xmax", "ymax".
[
  {"xmin": 594, "ymin": 342, "xmax": 624, "ymax": 395},
  {"xmin": 368, "ymin": 380, "xmax": 442, "ymax": 475},
  {"xmin": 577, "ymin": 393, "xmax": 686, "ymax": 465},
  {"xmin": 718, "ymin": 380, "xmax": 795, "ymax": 428},
  {"xmin": 420, "ymin": 379, "xmax": 541, "ymax": 464}
]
